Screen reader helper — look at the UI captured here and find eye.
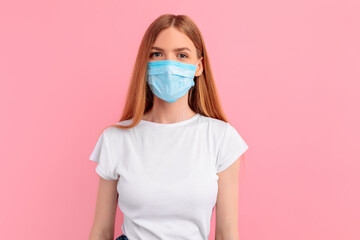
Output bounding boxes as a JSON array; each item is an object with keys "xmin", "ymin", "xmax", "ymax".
[
  {"xmin": 150, "ymin": 52, "xmax": 162, "ymax": 58},
  {"xmin": 149, "ymin": 52, "xmax": 188, "ymax": 59},
  {"xmin": 178, "ymin": 53, "xmax": 188, "ymax": 59}
]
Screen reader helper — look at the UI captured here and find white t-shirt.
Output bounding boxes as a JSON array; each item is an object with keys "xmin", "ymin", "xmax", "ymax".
[{"xmin": 89, "ymin": 113, "xmax": 249, "ymax": 240}]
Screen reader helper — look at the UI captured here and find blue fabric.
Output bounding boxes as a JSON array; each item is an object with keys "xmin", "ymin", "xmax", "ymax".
[
  {"xmin": 146, "ymin": 60, "xmax": 198, "ymax": 103},
  {"xmin": 115, "ymin": 234, "xmax": 128, "ymax": 240}
]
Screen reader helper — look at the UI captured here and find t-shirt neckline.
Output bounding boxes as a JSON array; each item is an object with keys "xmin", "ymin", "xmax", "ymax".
[{"xmin": 140, "ymin": 113, "xmax": 200, "ymax": 127}]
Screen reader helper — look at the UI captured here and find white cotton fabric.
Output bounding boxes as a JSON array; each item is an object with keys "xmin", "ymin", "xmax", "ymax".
[{"xmin": 89, "ymin": 113, "xmax": 249, "ymax": 240}]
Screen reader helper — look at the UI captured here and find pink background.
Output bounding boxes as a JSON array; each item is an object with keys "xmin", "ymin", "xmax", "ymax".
[{"xmin": 1, "ymin": 0, "xmax": 359, "ymax": 239}]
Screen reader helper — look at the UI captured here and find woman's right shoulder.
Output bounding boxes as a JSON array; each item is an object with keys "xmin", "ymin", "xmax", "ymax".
[{"xmin": 102, "ymin": 119, "xmax": 136, "ymax": 135}]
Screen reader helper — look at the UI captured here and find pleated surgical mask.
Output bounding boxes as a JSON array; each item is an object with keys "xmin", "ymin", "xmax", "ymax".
[{"xmin": 146, "ymin": 59, "xmax": 200, "ymax": 103}]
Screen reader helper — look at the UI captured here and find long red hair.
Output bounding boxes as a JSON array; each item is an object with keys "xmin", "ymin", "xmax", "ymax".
[{"xmin": 106, "ymin": 14, "xmax": 229, "ymax": 130}]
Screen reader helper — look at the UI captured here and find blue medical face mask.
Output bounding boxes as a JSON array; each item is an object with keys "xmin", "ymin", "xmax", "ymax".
[{"xmin": 146, "ymin": 59, "xmax": 200, "ymax": 103}]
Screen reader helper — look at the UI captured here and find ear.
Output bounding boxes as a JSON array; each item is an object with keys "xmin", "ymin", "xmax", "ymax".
[{"xmin": 195, "ymin": 57, "xmax": 204, "ymax": 77}]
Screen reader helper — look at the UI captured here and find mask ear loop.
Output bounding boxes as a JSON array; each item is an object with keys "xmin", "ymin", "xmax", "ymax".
[{"xmin": 194, "ymin": 57, "xmax": 202, "ymax": 80}]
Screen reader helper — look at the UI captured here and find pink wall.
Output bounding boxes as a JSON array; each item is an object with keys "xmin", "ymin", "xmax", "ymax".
[{"xmin": 1, "ymin": 0, "xmax": 359, "ymax": 239}]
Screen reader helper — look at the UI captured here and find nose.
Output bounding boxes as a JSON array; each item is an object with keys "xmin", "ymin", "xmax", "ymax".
[{"xmin": 165, "ymin": 55, "xmax": 176, "ymax": 61}]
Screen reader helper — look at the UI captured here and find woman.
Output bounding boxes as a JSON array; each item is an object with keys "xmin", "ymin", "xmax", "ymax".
[{"xmin": 88, "ymin": 14, "xmax": 249, "ymax": 240}]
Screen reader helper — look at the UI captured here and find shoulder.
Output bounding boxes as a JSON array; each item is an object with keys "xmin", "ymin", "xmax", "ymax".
[
  {"xmin": 101, "ymin": 119, "xmax": 133, "ymax": 142},
  {"xmin": 199, "ymin": 114, "xmax": 227, "ymax": 126},
  {"xmin": 198, "ymin": 114, "xmax": 229, "ymax": 132},
  {"xmin": 199, "ymin": 115, "xmax": 246, "ymax": 147}
]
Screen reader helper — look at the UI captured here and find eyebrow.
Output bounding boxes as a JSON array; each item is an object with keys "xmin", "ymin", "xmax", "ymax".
[{"xmin": 151, "ymin": 46, "xmax": 192, "ymax": 52}]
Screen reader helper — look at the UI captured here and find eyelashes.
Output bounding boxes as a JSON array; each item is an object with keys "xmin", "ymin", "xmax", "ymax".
[{"xmin": 150, "ymin": 52, "xmax": 188, "ymax": 59}]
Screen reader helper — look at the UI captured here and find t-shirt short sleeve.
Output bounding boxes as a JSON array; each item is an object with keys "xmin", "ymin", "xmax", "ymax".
[
  {"xmin": 216, "ymin": 123, "xmax": 249, "ymax": 173},
  {"xmin": 89, "ymin": 128, "xmax": 119, "ymax": 181}
]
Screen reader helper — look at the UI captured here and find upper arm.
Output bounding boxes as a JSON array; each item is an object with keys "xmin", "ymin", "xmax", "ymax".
[
  {"xmin": 215, "ymin": 154, "xmax": 244, "ymax": 240},
  {"xmin": 89, "ymin": 177, "xmax": 118, "ymax": 240},
  {"xmin": 89, "ymin": 128, "xmax": 121, "ymax": 239},
  {"xmin": 214, "ymin": 122, "xmax": 249, "ymax": 239}
]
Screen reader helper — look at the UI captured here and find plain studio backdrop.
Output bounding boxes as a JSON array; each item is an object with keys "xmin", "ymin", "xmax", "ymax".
[{"xmin": 0, "ymin": 0, "xmax": 359, "ymax": 239}]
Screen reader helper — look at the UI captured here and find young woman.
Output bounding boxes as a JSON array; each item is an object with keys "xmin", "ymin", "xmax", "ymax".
[{"xmin": 88, "ymin": 14, "xmax": 249, "ymax": 240}]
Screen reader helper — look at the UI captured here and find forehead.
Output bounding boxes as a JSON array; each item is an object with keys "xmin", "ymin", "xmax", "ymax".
[{"xmin": 152, "ymin": 27, "xmax": 196, "ymax": 52}]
